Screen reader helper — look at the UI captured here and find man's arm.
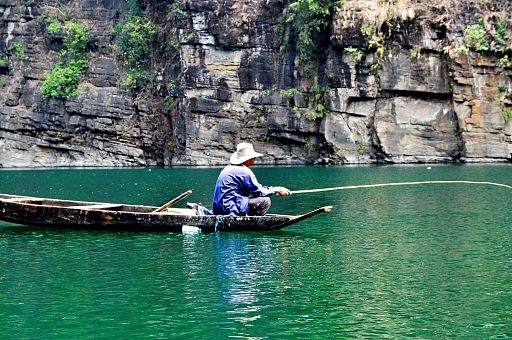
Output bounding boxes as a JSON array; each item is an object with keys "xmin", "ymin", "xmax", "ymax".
[{"xmin": 244, "ymin": 169, "xmax": 291, "ymax": 197}]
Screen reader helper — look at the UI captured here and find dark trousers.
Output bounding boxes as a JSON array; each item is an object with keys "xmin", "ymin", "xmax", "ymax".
[{"xmin": 248, "ymin": 197, "xmax": 271, "ymax": 216}]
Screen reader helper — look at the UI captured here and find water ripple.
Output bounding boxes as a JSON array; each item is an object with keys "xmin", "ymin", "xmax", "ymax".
[{"xmin": 1, "ymin": 165, "xmax": 511, "ymax": 338}]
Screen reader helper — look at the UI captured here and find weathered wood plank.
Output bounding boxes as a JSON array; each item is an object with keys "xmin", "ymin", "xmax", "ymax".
[
  {"xmin": 0, "ymin": 198, "xmax": 44, "ymax": 203},
  {"xmin": 67, "ymin": 204, "xmax": 124, "ymax": 210}
]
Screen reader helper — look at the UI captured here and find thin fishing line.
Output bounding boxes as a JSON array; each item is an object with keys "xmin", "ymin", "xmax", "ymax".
[{"xmin": 290, "ymin": 180, "xmax": 512, "ymax": 194}]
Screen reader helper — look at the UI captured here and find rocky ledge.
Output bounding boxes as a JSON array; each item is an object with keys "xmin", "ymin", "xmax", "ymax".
[{"xmin": 0, "ymin": 0, "xmax": 511, "ymax": 167}]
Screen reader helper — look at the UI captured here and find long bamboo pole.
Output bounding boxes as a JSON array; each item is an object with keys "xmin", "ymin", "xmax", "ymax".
[
  {"xmin": 153, "ymin": 190, "xmax": 193, "ymax": 212},
  {"xmin": 290, "ymin": 180, "xmax": 512, "ymax": 195}
]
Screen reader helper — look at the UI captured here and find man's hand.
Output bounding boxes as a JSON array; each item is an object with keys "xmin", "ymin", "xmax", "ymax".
[{"xmin": 275, "ymin": 187, "xmax": 291, "ymax": 196}]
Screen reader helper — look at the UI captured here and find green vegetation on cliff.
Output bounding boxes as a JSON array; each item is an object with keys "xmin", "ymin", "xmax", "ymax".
[
  {"xmin": 113, "ymin": 6, "xmax": 157, "ymax": 92},
  {"xmin": 0, "ymin": 55, "xmax": 7, "ymax": 68},
  {"xmin": 287, "ymin": 0, "xmax": 341, "ymax": 63},
  {"xmin": 344, "ymin": 47, "xmax": 364, "ymax": 63},
  {"xmin": 284, "ymin": 85, "xmax": 328, "ymax": 120},
  {"xmin": 457, "ymin": 17, "xmax": 510, "ymax": 54},
  {"xmin": 279, "ymin": 0, "xmax": 340, "ymax": 121},
  {"xmin": 494, "ymin": 20, "xmax": 508, "ymax": 52},
  {"xmin": 46, "ymin": 20, "xmax": 63, "ymax": 35},
  {"xmin": 9, "ymin": 42, "xmax": 25, "ymax": 60},
  {"xmin": 464, "ymin": 18, "xmax": 490, "ymax": 52},
  {"xmin": 503, "ymin": 107, "xmax": 512, "ymax": 124},
  {"xmin": 42, "ymin": 21, "xmax": 89, "ymax": 100},
  {"xmin": 64, "ymin": 22, "xmax": 89, "ymax": 59}
]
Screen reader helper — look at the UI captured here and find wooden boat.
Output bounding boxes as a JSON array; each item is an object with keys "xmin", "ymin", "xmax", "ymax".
[{"xmin": 0, "ymin": 193, "xmax": 332, "ymax": 232}]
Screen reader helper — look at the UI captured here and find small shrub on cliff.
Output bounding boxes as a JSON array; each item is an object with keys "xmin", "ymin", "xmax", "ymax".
[
  {"xmin": 306, "ymin": 103, "xmax": 327, "ymax": 120},
  {"xmin": 344, "ymin": 47, "xmax": 364, "ymax": 63},
  {"xmin": 118, "ymin": 69, "xmax": 150, "ymax": 92},
  {"xmin": 42, "ymin": 21, "xmax": 90, "ymax": 100},
  {"xmin": 498, "ymin": 56, "xmax": 509, "ymax": 68},
  {"xmin": 463, "ymin": 18, "xmax": 510, "ymax": 54},
  {"xmin": 410, "ymin": 46, "xmax": 421, "ymax": 60},
  {"xmin": 503, "ymin": 107, "xmax": 512, "ymax": 124},
  {"xmin": 113, "ymin": 12, "xmax": 157, "ymax": 92},
  {"xmin": 355, "ymin": 141, "xmax": 366, "ymax": 155},
  {"xmin": 0, "ymin": 55, "xmax": 7, "ymax": 68},
  {"xmin": 369, "ymin": 32, "xmax": 385, "ymax": 69},
  {"xmin": 360, "ymin": 24, "xmax": 373, "ymax": 38},
  {"xmin": 113, "ymin": 15, "xmax": 157, "ymax": 71},
  {"xmin": 465, "ymin": 17, "xmax": 489, "ymax": 52},
  {"xmin": 42, "ymin": 61, "xmax": 86, "ymax": 99},
  {"xmin": 304, "ymin": 85, "xmax": 328, "ymax": 120},
  {"xmin": 47, "ymin": 20, "xmax": 63, "ymax": 35},
  {"xmin": 63, "ymin": 22, "xmax": 89, "ymax": 59},
  {"xmin": 287, "ymin": 0, "xmax": 341, "ymax": 63},
  {"xmin": 8, "ymin": 42, "xmax": 25, "ymax": 60},
  {"xmin": 492, "ymin": 20, "xmax": 508, "ymax": 53},
  {"xmin": 284, "ymin": 85, "xmax": 328, "ymax": 120},
  {"xmin": 286, "ymin": 88, "xmax": 299, "ymax": 99},
  {"xmin": 167, "ymin": 2, "xmax": 187, "ymax": 50},
  {"xmin": 453, "ymin": 45, "xmax": 469, "ymax": 56}
]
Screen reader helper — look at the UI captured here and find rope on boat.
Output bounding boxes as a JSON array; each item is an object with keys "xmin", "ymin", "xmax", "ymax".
[{"xmin": 290, "ymin": 180, "xmax": 512, "ymax": 195}]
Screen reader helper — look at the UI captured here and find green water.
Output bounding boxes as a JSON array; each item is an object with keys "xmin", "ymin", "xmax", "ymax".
[{"xmin": 0, "ymin": 165, "xmax": 511, "ymax": 338}]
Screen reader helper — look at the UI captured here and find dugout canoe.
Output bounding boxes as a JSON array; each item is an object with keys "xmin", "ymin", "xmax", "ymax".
[{"xmin": 0, "ymin": 193, "xmax": 332, "ymax": 232}]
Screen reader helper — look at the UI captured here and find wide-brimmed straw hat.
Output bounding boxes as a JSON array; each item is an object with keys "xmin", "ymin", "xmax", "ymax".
[{"xmin": 230, "ymin": 143, "xmax": 263, "ymax": 165}]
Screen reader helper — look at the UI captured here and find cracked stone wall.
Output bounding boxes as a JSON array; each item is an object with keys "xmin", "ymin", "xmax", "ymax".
[{"xmin": 1, "ymin": 0, "xmax": 511, "ymax": 167}]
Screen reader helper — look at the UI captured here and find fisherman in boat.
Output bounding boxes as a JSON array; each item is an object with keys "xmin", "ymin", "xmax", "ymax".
[{"xmin": 212, "ymin": 143, "xmax": 291, "ymax": 216}]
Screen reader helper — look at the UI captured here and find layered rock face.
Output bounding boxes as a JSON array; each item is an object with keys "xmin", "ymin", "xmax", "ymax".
[
  {"xmin": 0, "ymin": 0, "xmax": 174, "ymax": 167},
  {"xmin": 1, "ymin": 0, "xmax": 511, "ymax": 167}
]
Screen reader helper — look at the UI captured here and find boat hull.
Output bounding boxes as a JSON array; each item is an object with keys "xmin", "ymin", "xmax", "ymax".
[{"xmin": 0, "ymin": 194, "xmax": 330, "ymax": 232}]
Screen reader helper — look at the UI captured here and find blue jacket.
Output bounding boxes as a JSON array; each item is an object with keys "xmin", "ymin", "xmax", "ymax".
[{"xmin": 212, "ymin": 164, "xmax": 275, "ymax": 216}]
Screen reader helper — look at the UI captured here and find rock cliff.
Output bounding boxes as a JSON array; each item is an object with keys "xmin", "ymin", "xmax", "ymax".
[{"xmin": 1, "ymin": 0, "xmax": 511, "ymax": 167}]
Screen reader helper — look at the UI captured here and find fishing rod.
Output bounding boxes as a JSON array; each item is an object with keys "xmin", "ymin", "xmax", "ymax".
[{"xmin": 290, "ymin": 180, "xmax": 512, "ymax": 195}]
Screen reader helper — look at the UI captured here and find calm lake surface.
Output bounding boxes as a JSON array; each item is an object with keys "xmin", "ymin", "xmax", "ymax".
[{"xmin": 0, "ymin": 165, "xmax": 511, "ymax": 338}]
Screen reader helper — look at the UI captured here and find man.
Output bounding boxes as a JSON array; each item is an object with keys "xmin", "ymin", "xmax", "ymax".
[{"xmin": 212, "ymin": 143, "xmax": 291, "ymax": 216}]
